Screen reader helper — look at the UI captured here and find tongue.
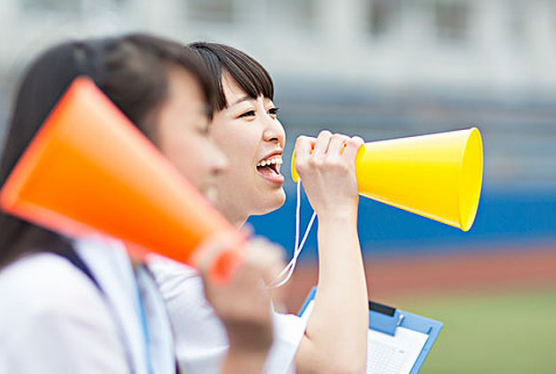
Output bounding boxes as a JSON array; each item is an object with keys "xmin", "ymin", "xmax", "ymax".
[{"xmin": 257, "ymin": 165, "xmax": 277, "ymax": 177}]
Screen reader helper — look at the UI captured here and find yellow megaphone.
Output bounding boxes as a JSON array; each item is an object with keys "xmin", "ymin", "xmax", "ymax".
[{"xmin": 292, "ymin": 128, "xmax": 483, "ymax": 231}]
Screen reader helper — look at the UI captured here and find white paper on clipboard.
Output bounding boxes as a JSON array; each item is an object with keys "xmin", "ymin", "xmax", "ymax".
[{"xmin": 300, "ymin": 300, "xmax": 429, "ymax": 374}]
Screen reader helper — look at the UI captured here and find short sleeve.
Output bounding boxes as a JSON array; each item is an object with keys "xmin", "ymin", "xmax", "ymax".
[
  {"xmin": 264, "ymin": 311, "xmax": 308, "ymax": 374},
  {"xmin": 149, "ymin": 255, "xmax": 308, "ymax": 374},
  {"xmin": 149, "ymin": 256, "xmax": 229, "ymax": 374}
]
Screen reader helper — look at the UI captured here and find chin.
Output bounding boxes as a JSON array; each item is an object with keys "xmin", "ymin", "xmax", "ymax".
[
  {"xmin": 255, "ymin": 190, "xmax": 286, "ymax": 216},
  {"xmin": 266, "ymin": 190, "xmax": 286, "ymax": 213}
]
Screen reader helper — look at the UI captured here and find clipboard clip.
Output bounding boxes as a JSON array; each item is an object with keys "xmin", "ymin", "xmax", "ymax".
[{"xmin": 369, "ymin": 301, "xmax": 402, "ymax": 336}]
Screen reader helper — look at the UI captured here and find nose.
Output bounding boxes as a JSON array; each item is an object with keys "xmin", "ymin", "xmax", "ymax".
[{"xmin": 263, "ymin": 116, "xmax": 286, "ymax": 148}]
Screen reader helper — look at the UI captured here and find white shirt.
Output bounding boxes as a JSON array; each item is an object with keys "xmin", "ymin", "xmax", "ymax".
[
  {"xmin": 149, "ymin": 257, "xmax": 308, "ymax": 374},
  {"xmin": 0, "ymin": 238, "xmax": 175, "ymax": 374}
]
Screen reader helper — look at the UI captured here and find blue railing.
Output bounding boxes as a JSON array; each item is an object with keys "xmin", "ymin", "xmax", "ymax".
[{"xmin": 249, "ymin": 187, "xmax": 556, "ymax": 260}]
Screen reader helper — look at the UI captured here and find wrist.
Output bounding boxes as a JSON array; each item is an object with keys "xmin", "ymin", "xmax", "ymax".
[
  {"xmin": 226, "ymin": 328, "xmax": 273, "ymax": 356},
  {"xmin": 223, "ymin": 346, "xmax": 269, "ymax": 373},
  {"xmin": 316, "ymin": 205, "xmax": 358, "ymax": 224}
]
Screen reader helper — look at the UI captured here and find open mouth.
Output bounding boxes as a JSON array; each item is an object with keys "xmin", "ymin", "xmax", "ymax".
[{"xmin": 256, "ymin": 155, "xmax": 283, "ymax": 179}]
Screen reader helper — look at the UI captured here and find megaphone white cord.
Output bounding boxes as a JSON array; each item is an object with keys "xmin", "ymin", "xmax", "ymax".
[{"xmin": 268, "ymin": 180, "xmax": 316, "ymax": 288}]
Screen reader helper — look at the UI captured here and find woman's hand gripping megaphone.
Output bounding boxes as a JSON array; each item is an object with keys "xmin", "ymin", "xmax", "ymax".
[
  {"xmin": 195, "ymin": 229, "xmax": 286, "ymax": 357},
  {"xmin": 293, "ymin": 131, "xmax": 365, "ymax": 217}
]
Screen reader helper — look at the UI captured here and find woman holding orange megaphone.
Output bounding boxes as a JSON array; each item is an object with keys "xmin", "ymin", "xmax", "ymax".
[
  {"xmin": 150, "ymin": 43, "xmax": 369, "ymax": 374},
  {"xmin": 0, "ymin": 34, "xmax": 285, "ymax": 374}
]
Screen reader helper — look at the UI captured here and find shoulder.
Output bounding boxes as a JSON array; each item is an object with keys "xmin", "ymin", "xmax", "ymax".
[
  {"xmin": 0, "ymin": 252, "xmax": 115, "ymax": 335},
  {"xmin": 0, "ymin": 252, "xmax": 103, "ymax": 307},
  {"xmin": 148, "ymin": 255, "xmax": 201, "ymax": 298},
  {"xmin": 0, "ymin": 252, "xmax": 127, "ymax": 372},
  {"xmin": 149, "ymin": 254, "xmax": 219, "ymax": 328},
  {"xmin": 0, "ymin": 252, "xmax": 103, "ymax": 312}
]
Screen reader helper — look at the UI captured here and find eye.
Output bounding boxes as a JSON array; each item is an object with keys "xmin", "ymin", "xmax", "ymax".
[
  {"xmin": 268, "ymin": 107, "xmax": 280, "ymax": 117},
  {"xmin": 238, "ymin": 110, "xmax": 256, "ymax": 118}
]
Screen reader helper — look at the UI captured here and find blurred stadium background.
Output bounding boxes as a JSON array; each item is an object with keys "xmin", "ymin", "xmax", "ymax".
[{"xmin": 1, "ymin": 0, "xmax": 555, "ymax": 373}]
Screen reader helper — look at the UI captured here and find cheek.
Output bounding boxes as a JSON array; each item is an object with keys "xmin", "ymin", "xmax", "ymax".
[
  {"xmin": 161, "ymin": 136, "xmax": 200, "ymax": 184},
  {"xmin": 181, "ymin": 140, "xmax": 214, "ymax": 181},
  {"xmin": 216, "ymin": 129, "xmax": 259, "ymax": 164},
  {"xmin": 213, "ymin": 128, "xmax": 237, "ymax": 154}
]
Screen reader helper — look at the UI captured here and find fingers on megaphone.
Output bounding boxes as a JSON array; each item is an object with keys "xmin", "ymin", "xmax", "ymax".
[
  {"xmin": 246, "ymin": 238, "xmax": 288, "ymax": 311},
  {"xmin": 243, "ymin": 237, "xmax": 286, "ymax": 288},
  {"xmin": 239, "ymin": 237, "xmax": 288, "ymax": 311},
  {"xmin": 195, "ymin": 229, "xmax": 286, "ymax": 290},
  {"xmin": 343, "ymin": 136, "xmax": 365, "ymax": 160},
  {"xmin": 327, "ymin": 133, "xmax": 350, "ymax": 156},
  {"xmin": 294, "ymin": 132, "xmax": 363, "ymax": 178},
  {"xmin": 312, "ymin": 130, "xmax": 333, "ymax": 157},
  {"xmin": 293, "ymin": 135, "xmax": 314, "ymax": 163},
  {"xmin": 194, "ymin": 230, "xmax": 248, "ymax": 285},
  {"xmin": 330, "ymin": 134, "xmax": 364, "ymax": 162},
  {"xmin": 295, "ymin": 131, "xmax": 363, "ymax": 157}
]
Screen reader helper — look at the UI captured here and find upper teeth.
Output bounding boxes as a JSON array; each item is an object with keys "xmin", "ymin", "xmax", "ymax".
[{"xmin": 257, "ymin": 156, "xmax": 283, "ymax": 167}]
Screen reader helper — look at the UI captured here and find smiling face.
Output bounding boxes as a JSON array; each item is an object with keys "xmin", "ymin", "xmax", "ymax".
[
  {"xmin": 156, "ymin": 65, "xmax": 227, "ymax": 204},
  {"xmin": 210, "ymin": 71, "xmax": 286, "ymax": 226}
]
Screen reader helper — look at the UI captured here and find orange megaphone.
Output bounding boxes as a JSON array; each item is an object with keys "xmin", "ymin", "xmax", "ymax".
[
  {"xmin": 292, "ymin": 128, "xmax": 483, "ymax": 231},
  {"xmin": 0, "ymin": 77, "xmax": 243, "ymax": 282}
]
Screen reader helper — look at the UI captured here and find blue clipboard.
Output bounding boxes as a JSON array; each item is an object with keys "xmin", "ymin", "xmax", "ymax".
[{"xmin": 299, "ymin": 287, "xmax": 443, "ymax": 374}]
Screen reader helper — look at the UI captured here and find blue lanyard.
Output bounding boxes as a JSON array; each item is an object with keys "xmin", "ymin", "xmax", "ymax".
[
  {"xmin": 135, "ymin": 265, "xmax": 155, "ymax": 374},
  {"xmin": 56, "ymin": 245, "xmax": 138, "ymax": 374}
]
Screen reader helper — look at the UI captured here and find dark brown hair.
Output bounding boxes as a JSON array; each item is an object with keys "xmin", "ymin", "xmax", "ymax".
[
  {"xmin": 189, "ymin": 42, "xmax": 274, "ymax": 111},
  {"xmin": 0, "ymin": 33, "xmax": 215, "ymax": 268}
]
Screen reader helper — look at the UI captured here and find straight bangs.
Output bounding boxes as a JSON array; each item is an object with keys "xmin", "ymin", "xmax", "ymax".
[{"xmin": 189, "ymin": 42, "xmax": 274, "ymax": 111}]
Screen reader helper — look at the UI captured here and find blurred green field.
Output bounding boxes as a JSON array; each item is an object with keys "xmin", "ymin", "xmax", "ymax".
[{"xmin": 394, "ymin": 287, "xmax": 556, "ymax": 374}]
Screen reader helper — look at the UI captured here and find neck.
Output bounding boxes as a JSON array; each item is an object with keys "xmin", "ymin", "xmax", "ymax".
[
  {"xmin": 216, "ymin": 197, "xmax": 249, "ymax": 229},
  {"xmin": 220, "ymin": 208, "xmax": 248, "ymax": 229},
  {"xmin": 230, "ymin": 216, "xmax": 248, "ymax": 229}
]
